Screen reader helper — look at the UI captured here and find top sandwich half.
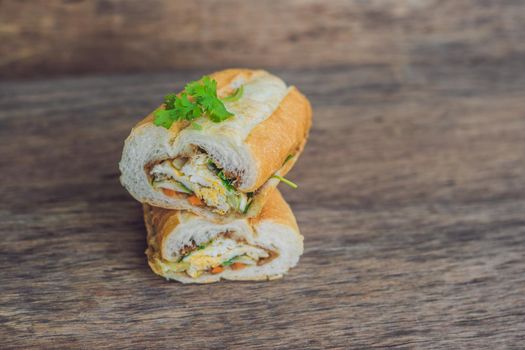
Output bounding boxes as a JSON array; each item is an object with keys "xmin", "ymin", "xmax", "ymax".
[{"xmin": 119, "ymin": 69, "xmax": 312, "ymax": 221}]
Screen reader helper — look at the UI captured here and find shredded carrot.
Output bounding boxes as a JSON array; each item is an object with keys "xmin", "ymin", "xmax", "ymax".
[
  {"xmin": 231, "ymin": 262, "xmax": 246, "ymax": 270},
  {"xmin": 211, "ymin": 266, "xmax": 224, "ymax": 274},
  {"xmin": 187, "ymin": 195, "xmax": 204, "ymax": 206},
  {"xmin": 162, "ymin": 188, "xmax": 179, "ymax": 197}
]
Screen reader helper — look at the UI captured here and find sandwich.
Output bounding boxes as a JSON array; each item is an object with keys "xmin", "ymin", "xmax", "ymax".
[
  {"xmin": 120, "ymin": 69, "xmax": 312, "ymax": 220},
  {"xmin": 144, "ymin": 189, "xmax": 303, "ymax": 283}
]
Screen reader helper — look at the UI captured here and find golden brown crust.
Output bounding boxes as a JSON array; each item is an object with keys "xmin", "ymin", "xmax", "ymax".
[
  {"xmin": 135, "ymin": 112, "xmax": 155, "ymax": 128},
  {"xmin": 249, "ymin": 190, "xmax": 299, "ymax": 232},
  {"xmin": 210, "ymin": 68, "xmax": 256, "ymax": 96},
  {"xmin": 143, "ymin": 204, "xmax": 164, "ymax": 278},
  {"xmin": 244, "ymin": 87, "xmax": 312, "ymax": 191},
  {"xmin": 143, "ymin": 204, "xmax": 180, "ymax": 252},
  {"xmin": 243, "ymin": 135, "xmax": 305, "ymax": 218}
]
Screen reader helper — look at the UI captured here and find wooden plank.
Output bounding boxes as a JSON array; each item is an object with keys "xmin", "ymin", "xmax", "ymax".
[
  {"xmin": 1, "ymin": 0, "xmax": 525, "ymax": 79},
  {"xmin": 1, "ymin": 62, "xmax": 525, "ymax": 348}
]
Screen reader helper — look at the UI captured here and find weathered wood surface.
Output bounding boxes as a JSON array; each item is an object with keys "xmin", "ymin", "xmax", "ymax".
[
  {"xmin": 1, "ymin": 0, "xmax": 525, "ymax": 79},
  {"xmin": 1, "ymin": 59, "xmax": 525, "ymax": 348}
]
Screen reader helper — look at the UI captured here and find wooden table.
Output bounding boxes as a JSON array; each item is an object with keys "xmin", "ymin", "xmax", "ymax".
[{"xmin": 1, "ymin": 64, "xmax": 525, "ymax": 348}]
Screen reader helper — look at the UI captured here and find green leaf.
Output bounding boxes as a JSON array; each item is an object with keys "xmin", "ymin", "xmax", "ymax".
[
  {"xmin": 217, "ymin": 170, "xmax": 235, "ymax": 192},
  {"xmin": 222, "ymin": 85, "xmax": 244, "ymax": 102},
  {"xmin": 207, "ymin": 159, "xmax": 236, "ymax": 192},
  {"xmin": 187, "ymin": 76, "xmax": 233, "ymax": 122},
  {"xmin": 243, "ymin": 200, "xmax": 252, "ymax": 214},
  {"xmin": 222, "ymin": 256, "xmax": 238, "ymax": 266},
  {"xmin": 163, "ymin": 93, "xmax": 178, "ymax": 110},
  {"xmin": 176, "ymin": 181, "xmax": 193, "ymax": 194},
  {"xmin": 153, "ymin": 109, "xmax": 175, "ymax": 129},
  {"xmin": 283, "ymin": 154, "xmax": 294, "ymax": 165},
  {"xmin": 207, "ymin": 159, "xmax": 219, "ymax": 171},
  {"xmin": 155, "ymin": 75, "xmax": 233, "ymax": 129},
  {"xmin": 175, "ymin": 93, "xmax": 200, "ymax": 121},
  {"xmin": 208, "ymin": 101, "xmax": 233, "ymax": 122}
]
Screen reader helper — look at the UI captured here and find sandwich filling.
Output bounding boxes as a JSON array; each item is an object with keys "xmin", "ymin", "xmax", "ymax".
[
  {"xmin": 153, "ymin": 234, "xmax": 276, "ymax": 278},
  {"xmin": 150, "ymin": 151, "xmax": 253, "ymax": 215}
]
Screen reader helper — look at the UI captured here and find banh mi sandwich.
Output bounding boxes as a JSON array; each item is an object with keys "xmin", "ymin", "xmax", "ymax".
[
  {"xmin": 120, "ymin": 69, "xmax": 312, "ymax": 220},
  {"xmin": 144, "ymin": 189, "xmax": 303, "ymax": 283}
]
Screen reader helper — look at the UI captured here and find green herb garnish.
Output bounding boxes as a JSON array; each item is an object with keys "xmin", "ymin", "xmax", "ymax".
[
  {"xmin": 243, "ymin": 201, "xmax": 252, "ymax": 214},
  {"xmin": 217, "ymin": 170, "xmax": 235, "ymax": 192},
  {"xmin": 283, "ymin": 154, "xmax": 294, "ymax": 165},
  {"xmin": 207, "ymin": 158, "xmax": 217, "ymax": 169},
  {"xmin": 195, "ymin": 239, "xmax": 212, "ymax": 251},
  {"xmin": 208, "ymin": 159, "xmax": 236, "ymax": 192},
  {"xmin": 242, "ymin": 192, "xmax": 254, "ymax": 214},
  {"xmin": 221, "ymin": 85, "xmax": 244, "ymax": 102},
  {"xmin": 175, "ymin": 181, "xmax": 193, "ymax": 194},
  {"xmin": 222, "ymin": 256, "xmax": 238, "ymax": 266},
  {"xmin": 272, "ymin": 174, "xmax": 298, "ymax": 189},
  {"xmin": 153, "ymin": 76, "xmax": 233, "ymax": 129}
]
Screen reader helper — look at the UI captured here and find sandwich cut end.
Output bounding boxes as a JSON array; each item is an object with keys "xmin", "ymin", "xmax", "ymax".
[
  {"xmin": 143, "ymin": 190, "xmax": 304, "ymax": 283},
  {"xmin": 119, "ymin": 68, "xmax": 312, "ymax": 219}
]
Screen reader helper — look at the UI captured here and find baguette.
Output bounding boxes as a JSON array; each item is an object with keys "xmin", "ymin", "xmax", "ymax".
[
  {"xmin": 120, "ymin": 69, "xmax": 312, "ymax": 220},
  {"xmin": 144, "ymin": 189, "xmax": 303, "ymax": 283}
]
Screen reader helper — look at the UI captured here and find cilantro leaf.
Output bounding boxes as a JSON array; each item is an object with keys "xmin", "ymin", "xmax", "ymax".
[
  {"xmin": 153, "ymin": 75, "xmax": 234, "ymax": 129},
  {"xmin": 189, "ymin": 76, "xmax": 233, "ymax": 123},
  {"xmin": 208, "ymin": 100, "xmax": 233, "ymax": 122},
  {"xmin": 163, "ymin": 93, "xmax": 178, "ymax": 110},
  {"xmin": 153, "ymin": 109, "xmax": 175, "ymax": 128}
]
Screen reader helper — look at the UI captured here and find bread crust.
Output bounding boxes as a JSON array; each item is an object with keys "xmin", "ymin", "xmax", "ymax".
[
  {"xmin": 244, "ymin": 87, "xmax": 312, "ymax": 191},
  {"xmin": 250, "ymin": 190, "xmax": 299, "ymax": 232}
]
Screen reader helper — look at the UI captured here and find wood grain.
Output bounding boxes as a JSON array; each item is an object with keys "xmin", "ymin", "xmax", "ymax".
[
  {"xmin": 1, "ymin": 0, "xmax": 525, "ymax": 79},
  {"xmin": 1, "ymin": 56, "xmax": 525, "ymax": 348},
  {"xmin": 2, "ymin": 2, "xmax": 525, "ymax": 346}
]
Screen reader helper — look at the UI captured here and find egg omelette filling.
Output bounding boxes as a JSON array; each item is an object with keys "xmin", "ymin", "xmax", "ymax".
[
  {"xmin": 155, "ymin": 236, "xmax": 274, "ymax": 278},
  {"xmin": 149, "ymin": 151, "xmax": 252, "ymax": 215}
]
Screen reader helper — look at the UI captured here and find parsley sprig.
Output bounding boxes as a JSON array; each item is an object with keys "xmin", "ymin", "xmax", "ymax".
[{"xmin": 154, "ymin": 76, "xmax": 236, "ymax": 129}]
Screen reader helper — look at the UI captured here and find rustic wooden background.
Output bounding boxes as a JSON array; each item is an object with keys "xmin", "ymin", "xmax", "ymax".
[
  {"xmin": 1, "ymin": 0, "xmax": 524, "ymax": 79},
  {"xmin": 2, "ymin": 0, "xmax": 525, "ymax": 349}
]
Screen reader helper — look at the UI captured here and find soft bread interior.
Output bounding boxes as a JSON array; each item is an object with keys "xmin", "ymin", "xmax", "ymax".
[{"xmin": 144, "ymin": 190, "xmax": 304, "ymax": 283}]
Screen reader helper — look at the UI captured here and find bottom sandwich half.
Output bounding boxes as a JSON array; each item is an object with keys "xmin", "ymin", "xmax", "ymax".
[{"xmin": 144, "ymin": 190, "xmax": 304, "ymax": 283}]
